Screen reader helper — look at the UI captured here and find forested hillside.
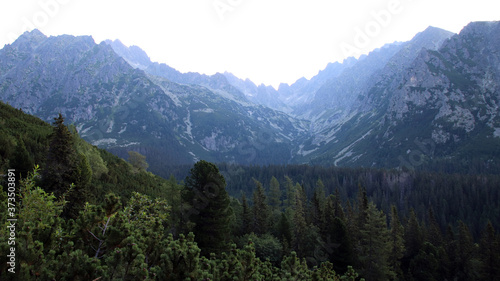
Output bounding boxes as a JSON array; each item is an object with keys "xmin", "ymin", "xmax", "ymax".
[
  {"xmin": 0, "ymin": 101, "xmax": 361, "ymax": 279},
  {"xmin": 1, "ymin": 101, "xmax": 499, "ymax": 280}
]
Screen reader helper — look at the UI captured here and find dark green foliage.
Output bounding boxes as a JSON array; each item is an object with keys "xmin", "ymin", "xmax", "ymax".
[
  {"xmin": 455, "ymin": 221, "xmax": 481, "ymax": 280},
  {"xmin": 327, "ymin": 217, "xmax": 354, "ymax": 274},
  {"xmin": 252, "ymin": 179, "xmax": 270, "ymax": 235},
  {"xmin": 239, "ymin": 193, "xmax": 252, "ymax": 236},
  {"xmin": 311, "ymin": 179, "xmax": 326, "ymax": 228},
  {"xmin": 183, "ymin": 160, "xmax": 233, "ymax": 256},
  {"xmin": 0, "ymin": 102, "xmax": 51, "ymax": 176},
  {"xmin": 268, "ymin": 176, "xmax": 282, "ymax": 212},
  {"xmin": 208, "ymin": 163, "xmax": 500, "ymax": 240},
  {"xmin": 277, "ymin": 212, "xmax": 293, "ymax": 252},
  {"xmin": 388, "ymin": 205, "xmax": 405, "ymax": 280},
  {"xmin": 478, "ymin": 221, "xmax": 500, "ymax": 281},
  {"xmin": 409, "ymin": 242, "xmax": 441, "ymax": 281},
  {"xmin": 42, "ymin": 113, "xmax": 78, "ymax": 198},
  {"xmin": 154, "ymin": 233, "xmax": 201, "ymax": 280},
  {"xmin": 236, "ymin": 233, "xmax": 283, "ymax": 265},
  {"xmin": 292, "ymin": 183, "xmax": 309, "ymax": 257},
  {"xmin": 357, "ymin": 202, "xmax": 393, "ymax": 280},
  {"xmin": 10, "ymin": 137, "xmax": 34, "ymax": 174},
  {"xmin": 63, "ymin": 153, "xmax": 93, "ymax": 219}
]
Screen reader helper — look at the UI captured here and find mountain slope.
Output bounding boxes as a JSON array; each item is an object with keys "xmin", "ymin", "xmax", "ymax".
[
  {"xmin": 0, "ymin": 30, "xmax": 309, "ymax": 178},
  {"xmin": 0, "ymin": 30, "xmax": 194, "ymax": 172},
  {"xmin": 2, "ymin": 22, "xmax": 500, "ymax": 173},
  {"xmin": 304, "ymin": 21, "xmax": 500, "ymax": 170}
]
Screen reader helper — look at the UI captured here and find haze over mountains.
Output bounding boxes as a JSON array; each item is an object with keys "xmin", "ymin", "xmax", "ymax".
[{"xmin": 1, "ymin": 21, "xmax": 500, "ymax": 176}]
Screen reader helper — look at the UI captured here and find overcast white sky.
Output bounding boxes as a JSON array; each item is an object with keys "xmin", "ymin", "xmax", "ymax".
[{"xmin": 1, "ymin": 0, "xmax": 499, "ymax": 88}]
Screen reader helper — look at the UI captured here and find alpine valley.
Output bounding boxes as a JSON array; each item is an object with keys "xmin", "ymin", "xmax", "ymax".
[{"xmin": 1, "ymin": 21, "xmax": 500, "ymax": 177}]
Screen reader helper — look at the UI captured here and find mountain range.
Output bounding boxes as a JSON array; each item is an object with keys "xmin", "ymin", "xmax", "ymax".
[{"xmin": 1, "ymin": 21, "xmax": 499, "ymax": 176}]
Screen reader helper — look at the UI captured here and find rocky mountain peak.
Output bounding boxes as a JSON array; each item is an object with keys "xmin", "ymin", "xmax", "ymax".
[
  {"xmin": 105, "ymin": 39, "xmax": 152, "ymax": 70},
  {"xmin": 7, "ymin": 29, "xmax": 47, "ymax": 52},
  {"xmin": 459, "ymin": 21, "xmax": 500, "ymax": 37}
]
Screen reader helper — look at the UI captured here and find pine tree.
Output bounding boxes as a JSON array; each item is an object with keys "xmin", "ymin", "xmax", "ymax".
[
  {"xmin": 456, "ymin": 220, "xmax": 480, "ymax": 280},
  {"xmin": 280, "ymin": 251, "xmax": 310, "ymax": 280},
  {"xmin": 42, "ymin": 113, "xmax": 78, "ymax": 198},
  {"xmin": 62, "ymin": 152, "xmax": 93, "ymax": 219},
  {"xmin": 388, "ymin": 205, "xmax": 405, "ymax": 280},
  {"xmin": 443, "ymin": 224, "xmax": 457, "ymax": 280},
  {"xmin": 323, "ymin": 195, "xmax": 336, "ymax": 240},
  {"xmin": 404, "ymin": 209, "xmax": 423, "ymax": 259},
  {"xmin": 351, "ymin": 185, "xmax": 369, "ymax": 267},
  {"xmin": 322, "ymin": 192, "xmax": 353, "ymax": 273},
  {"xmin": 277, "ymin": 212, "xmax": 292, "ymax": 254},
  {"xmin": 332, "ymin": 188, "xmax": 345, "ymax": 221},
  {"xmin": 409, "ymin": 242, "xmax": 441, "ymax": 281},
  {"xmin": 328, "ymin": 216, "xmax": 354, "ymax": 274},
  {"xmin": 311, "ymin": 179, "xmax": 326, "ymax": 228},
  {"xmin": 252, "ymin": 179, "xmax": 270, "ymax": 235},
  {"xmin": 357, "ymin": 201, "xmax": 393, "ymax": 281},
  {"xmin": 426, "ymin": 207, "xmax": 443, "ymax": 248},
  {"xmin": 0, "ymin": 166, "xmax": 69, "ymax": 279},
  {"xmin": 292, "ymin": 184, "xmax": 308, "ymax": 257},
  {"xmin": 268, "ymin": 176, "xmax": 282, "ymax": 212},
  {"xmin": 154, "ymin": 233, "xmax": 202, "ymax": 280},
  {"xmin": 478, "ymin": 221, "xmax": 500, "ymax": 281},
  {"xmin": 356, "ymin": 185, "xmax": 369, "ymax": 233},
  {"xmin": 241, "ymin": 193, "xmax": 252, "ymax": 235},
  {"xmin": 402, "ymin": 209, "xmax": 424, "ymax": 279},
  {"xmin": 183, "ymin": 160, "xmax": 233, "ymax": 256},
  {"xmin": 284, "ymin": 176, "xmax": 296, "ymax": 210}
]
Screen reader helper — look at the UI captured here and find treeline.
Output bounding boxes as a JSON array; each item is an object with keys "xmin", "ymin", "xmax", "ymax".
[
  {"xmin": 164, "ymin": 162, "xmax": 500, "ymax": 239},
  {"xmin": 207, "ymin": 163, "xmax": 500, "ymax": 239},
  {"xmin": 204, "ymin": 173, "xmax": 500, "ymax": 281}
]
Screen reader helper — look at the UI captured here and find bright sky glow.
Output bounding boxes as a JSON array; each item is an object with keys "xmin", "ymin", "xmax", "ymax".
[{"xmin": 1, "ymin": 0, "xmax": 499, "ymax": 88}]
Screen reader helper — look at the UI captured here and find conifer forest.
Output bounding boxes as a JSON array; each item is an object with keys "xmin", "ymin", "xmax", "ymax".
[{"xmin": 1, "ymin": 100, "xmax": 500, "ymax": 280}]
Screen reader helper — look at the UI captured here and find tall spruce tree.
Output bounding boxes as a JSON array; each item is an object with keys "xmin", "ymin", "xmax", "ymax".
[
  {"xmin": 456, "ymin": 220, "xmax": 480, "ymax": 280},
  {"xmin": 427, "ymin": 207, "xmax": 443, "ymax": 248},
  {"xmin": 252, "ymin": 179, "xmax": 270, "ymax": 235},
  {"xmin": 62, "ymin": 152, "xmax": 92, "ymax": 219},
  {"xmin": 268, "ymin": 176, "xmax": 281, "ymax": 212},
  {"xmin": 311, "ymin": 179, "xmax": 326, "ymax": 228},
  {"xmin": 328, "ymin": 216, "xmax": 354, "ymax": 274},
  {"xmin": 292, "ymin": 184, "xmax": 308, "ymax": 257},
  {"xmin": 240, "ymin": 193, "xmax": 252, "ymax": 235},
  {"xmin": 277, "ymin": 212, "xmax": 292, "ymax": 253},
  {"xmin": 357, "ymin": 202, "xmax": 393, "ymax": 281},
  {"xmin": 42, "ymin": 113, "xmax": 78, "ymax": 198},
  {"xmin": 404, "ymin": 209, "xmax": 423, "ymax": 259},
  {"xmin": 478, "ymin": 221, "xmax": 500, "ymax": 281},
  {"xmin": 388, "ymin": 205, "xmax": 405, "ymax": 280}
]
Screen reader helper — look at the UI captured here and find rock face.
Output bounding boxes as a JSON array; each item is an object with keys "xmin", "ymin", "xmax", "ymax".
[
  {"xmin": 298, "ymin": 21, "xmax": 500, "ymax": 168},
  {"xmin": 1, "ymin": 21, "xmax": 500, "ymax": 173}
]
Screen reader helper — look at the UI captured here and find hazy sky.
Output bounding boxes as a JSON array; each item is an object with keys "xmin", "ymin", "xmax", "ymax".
[{"xmin": 1, "ymin": 0, "xmax": 499, "ymax": 88}]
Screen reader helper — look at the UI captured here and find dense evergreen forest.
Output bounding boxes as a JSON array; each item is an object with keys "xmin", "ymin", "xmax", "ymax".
[{"xmin": 1, "ymin": 101, "xmax": 500, "ymax": 280}]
